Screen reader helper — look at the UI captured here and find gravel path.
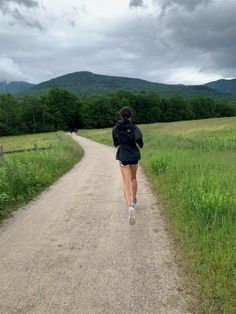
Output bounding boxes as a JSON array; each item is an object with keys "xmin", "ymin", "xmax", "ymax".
[{"xmin": 0, "ymin": 134, "xmax": 191, "ymax": 314}]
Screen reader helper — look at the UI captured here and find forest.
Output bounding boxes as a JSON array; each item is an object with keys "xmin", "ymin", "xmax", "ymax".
[{"xmin": 0, "ymin": 88, "xmax": 236, "ymax": 136}]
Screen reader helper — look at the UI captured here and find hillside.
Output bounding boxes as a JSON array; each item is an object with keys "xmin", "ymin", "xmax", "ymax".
[
  {"xmin": 28, "ymin": 71, "xmax": 228, "ymax": 98},
  {"xmin": 0, "ymin": 81, "xmax": 34, "ymax": 94},
  {"xmin": 205, "ymin": 79, "xmax": 236, "ymax": 94}
]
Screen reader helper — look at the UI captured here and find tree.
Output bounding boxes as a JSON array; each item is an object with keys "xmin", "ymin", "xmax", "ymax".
[
  {"xmin": 19, "ymin": 96, "xmax": 46, "ymax": 133},
  {"xmin": 190, "ymin": 97, "xmax": 217, "ymax": 119},
  {"xmin": 215, "ymin": 100, "xmax": 236, "ymax": 117},
  {"xmin": 133, "ymin": 92, "xmax": 161, "ymax": 123},
  {"xmin": 160, "ymin": 95, "xmax": 193, "ymax": 122},
  {"xmin": 41, "ymin": 88, "xmax": 78, "ymax": 130},
  {"xmin": 0, "ymin": 94, "xmax": 20, "ymax": 135},
  {"xmin": 80, "ymin": 95, "xmax": 114, "ymax": 128}
]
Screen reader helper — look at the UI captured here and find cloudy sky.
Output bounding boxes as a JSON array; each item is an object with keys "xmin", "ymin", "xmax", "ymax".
[{"xmin": 0, "ymin": 0, "xmax": 235, "ymax": 84}]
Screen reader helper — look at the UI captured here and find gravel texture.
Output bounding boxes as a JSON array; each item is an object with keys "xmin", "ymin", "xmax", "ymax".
[{"xmin": 0, "ymin": 135, "xmax": 191, "ymax": 314}]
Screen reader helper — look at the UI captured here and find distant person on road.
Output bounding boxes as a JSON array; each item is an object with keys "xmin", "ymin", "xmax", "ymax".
[{"xmin": 112, "ymin": 107, "xmax": 143, "ymax": 225}]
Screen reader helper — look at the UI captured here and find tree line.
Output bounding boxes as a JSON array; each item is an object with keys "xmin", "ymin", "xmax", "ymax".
[{"xmin": 0, "ymin": 88, "xmax": 236, "ymax": 136}]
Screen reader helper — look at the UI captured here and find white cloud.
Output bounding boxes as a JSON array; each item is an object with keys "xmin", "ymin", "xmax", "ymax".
[
  {"xmin": 163, "ymin": 67, "xmax": 223, "ymax": 85},
  {"xmin": 0, "ymin": 57, "xmax": 29, "ymax": 81}
]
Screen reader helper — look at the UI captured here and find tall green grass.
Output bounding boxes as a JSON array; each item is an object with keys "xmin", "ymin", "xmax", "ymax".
[
  {"xmin": 80, "ymin": 117, "xmax": 236, "ymax": 314},
  {"xmin": 0, "ymin": 133, "xmax": 83, "ymax": 221}
]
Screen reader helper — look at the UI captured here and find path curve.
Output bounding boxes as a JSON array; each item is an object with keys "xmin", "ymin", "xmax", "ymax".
[{"xmin": 0, "ymin": 135, "xmax": 191, "ymax": 314}]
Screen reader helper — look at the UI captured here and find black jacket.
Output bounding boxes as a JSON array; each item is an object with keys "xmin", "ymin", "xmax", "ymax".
[{"xmin": 112, "ymin": 120, "xmax": 143, "ymax": 162}]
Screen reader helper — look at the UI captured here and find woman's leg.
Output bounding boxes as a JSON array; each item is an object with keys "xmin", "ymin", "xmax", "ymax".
[
  {"xmin": 120, "ymin": 165, "xmax": 132, "ymax": 208},
  {"xmin": 130, "ymin": 165, "xmax": 138, "ymax": 203}
]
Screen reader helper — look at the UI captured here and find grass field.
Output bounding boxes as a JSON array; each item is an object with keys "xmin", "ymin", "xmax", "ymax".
[
  {"xmin": 0, "ymin": 132, "xmax": 63, "ymax": 151},
  {"xmin": 80, "ymin": 117, "xmax": 236, "ymax": 314},
  {"xmin": 0, "ymin": 132, "xmax": 83, "ymax": 222}
]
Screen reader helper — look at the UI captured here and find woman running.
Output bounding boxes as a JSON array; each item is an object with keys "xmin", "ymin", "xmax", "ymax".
[{"xmin": 112, "ymin": 107, "xmax": 143, "ymax": 225}]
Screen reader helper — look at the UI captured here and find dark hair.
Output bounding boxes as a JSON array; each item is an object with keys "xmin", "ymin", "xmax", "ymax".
[{"xmin": 119, "ymin": 107, "xmax": 132, "ymax": 121}]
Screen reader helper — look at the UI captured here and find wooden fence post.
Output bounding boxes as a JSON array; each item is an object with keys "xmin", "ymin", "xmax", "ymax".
[{"xmin": 0, "ymin": 145, "xmax": 4, "ymax": 161}]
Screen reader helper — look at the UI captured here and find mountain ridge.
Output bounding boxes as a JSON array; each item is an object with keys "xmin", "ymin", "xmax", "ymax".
[
  {"xmin": 28, "ymin": 71, "xmax": 228, "ymax": 98},
  {"xmin": 1, "ymin": 72, "xmax": 235, "ymax": 98},
  {"xmin": 205, "ymin": 79, "xmax": 236, "ymax": 94},
  {"xmin": 0, "ymin": 80, "xmax": 34, "ymax": 94}
]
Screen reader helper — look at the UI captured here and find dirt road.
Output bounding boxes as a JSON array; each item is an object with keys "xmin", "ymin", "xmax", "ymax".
[{"xmin": 0, "ymin": 135, "xmax": 191, "ymax": 314}]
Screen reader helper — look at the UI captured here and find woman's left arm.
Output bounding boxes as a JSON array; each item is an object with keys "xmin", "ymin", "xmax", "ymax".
[{"xmin": 134, "ymin": 126, "xmax": 143, "ymax": 148}]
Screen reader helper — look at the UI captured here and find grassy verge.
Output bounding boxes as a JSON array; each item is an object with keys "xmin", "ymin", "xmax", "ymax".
[
  {"xmin": 0, "ymin": 132, "xmax": 64, "ymax": 151},
  {"xmin": 79, "ymin": 117, "xmax": 236, "ymax": 314},
  {"xmin": 0, "ymin": 132, "xmax": 83, "ymax": 222}
]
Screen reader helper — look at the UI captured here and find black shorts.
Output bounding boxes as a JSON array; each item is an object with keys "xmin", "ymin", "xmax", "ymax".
[{"xmin": 119, "ymin": 160, "xmax": 139, "ymax": 167}]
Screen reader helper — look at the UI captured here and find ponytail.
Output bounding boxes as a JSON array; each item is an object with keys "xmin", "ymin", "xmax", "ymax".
[{"xmin": 119, "ymin": 107, "xmax": 132, "ymax": 121}]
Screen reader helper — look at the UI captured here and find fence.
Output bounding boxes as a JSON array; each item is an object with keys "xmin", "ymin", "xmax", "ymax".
[
  {"xmin": 0, "ymin": 133, "xmax": 64, "ymax": 162},
  {"xmin": 0, "ymin": 143, "xmax": 53, "ymax": 161}
]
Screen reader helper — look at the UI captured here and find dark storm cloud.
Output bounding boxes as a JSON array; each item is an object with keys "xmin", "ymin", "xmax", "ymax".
[
  {"xmin": 14, "ymin": 0, "xmax": 38, "ymax": 6},
  {"xmin": 160, "ymin": 0, "xmax": 212, "ymax": 11},
  {"xmin": 11, "ymin": 8, "xmax": 44, "ymax": 30},
  {"xmin": 0, "ymin": 0, "xmax": 38, "ymax": 10},
  {"xmin": 157, "ymin": 0, "xmax": 236, "ymax": 77},
  {"xmin": 0, "ymin": 0, "xmax": 43, "ymax": 30},
  {"xmin": 129, "ymin": 0, "xmax": 144, "ymax": 8},
  {"xmin": 1, "ymin": 0, "xmax": 236, "ymax": 84}
]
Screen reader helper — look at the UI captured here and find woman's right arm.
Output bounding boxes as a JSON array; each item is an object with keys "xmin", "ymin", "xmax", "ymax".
[{"xmin": 112, "ymin": 126, "xmax": 119, "ymax": 147}]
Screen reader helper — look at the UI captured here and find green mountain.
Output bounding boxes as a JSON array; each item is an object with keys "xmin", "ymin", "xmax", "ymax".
[
  {"xmin": 205, "ymin": 79, "xmax": 236, "ymax": 94},
  {"xmin": 28, "ymin": 71, "xmax": 228, "ymax": 98},
  {"xmin": 0, "ymin": 80, "xmax": 34, "ymax": 94}
]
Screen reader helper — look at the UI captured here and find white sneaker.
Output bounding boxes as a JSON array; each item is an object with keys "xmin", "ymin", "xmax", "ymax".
[{"xmin": 128, "ymin": 207, "xmax": 136, "ymax": 225}]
